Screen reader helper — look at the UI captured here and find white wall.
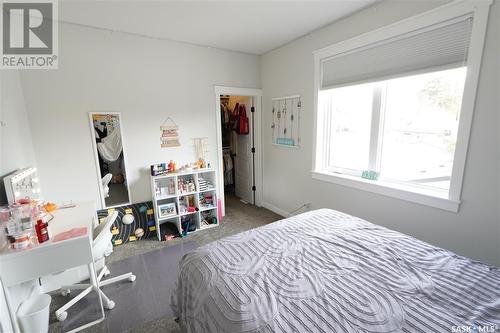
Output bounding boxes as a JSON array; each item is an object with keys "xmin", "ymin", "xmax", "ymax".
[
  {"xmin": 0, "ymin": 71, "xmax": 37, "ymax": 205},
  {"xmin": 0, "ymin": 71, "xmax": 37, "ymax": 332},
  {"xmin": 261, "ymin": 1, "xmax": 500, "ymax": 266},
  {"xmin": 19, "ymin": 22, "xmax": 260, "ymax": 207}
]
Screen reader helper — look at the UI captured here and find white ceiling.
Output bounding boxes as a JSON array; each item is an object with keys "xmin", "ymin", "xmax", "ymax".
[{"xmin": 58, "ymin": 1, "xmax": 376, "ymax": 55}]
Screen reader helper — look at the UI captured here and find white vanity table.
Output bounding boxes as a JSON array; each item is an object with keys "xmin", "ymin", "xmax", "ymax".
[{"xmin": 0, "ymin": 202, "xmax": 104, "ymax": 333}]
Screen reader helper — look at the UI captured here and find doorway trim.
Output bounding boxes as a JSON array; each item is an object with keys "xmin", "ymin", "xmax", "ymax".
[{"xmin": 214, "ymin": 86, "xmax": 263, "ymax": 216}]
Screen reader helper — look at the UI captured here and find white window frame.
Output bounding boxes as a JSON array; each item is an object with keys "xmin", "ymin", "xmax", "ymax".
[{"xmin": 312, "ymin": 0, "xmax": 492, "ymax": 212}]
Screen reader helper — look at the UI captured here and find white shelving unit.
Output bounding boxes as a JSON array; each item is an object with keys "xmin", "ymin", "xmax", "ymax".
[{"xmin": 150, "ymin": 168, "xmax": 219, "ymax": 240}]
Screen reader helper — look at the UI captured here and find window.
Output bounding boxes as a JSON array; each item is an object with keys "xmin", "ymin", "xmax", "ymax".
[
  {"xmin": 321, "ymin": 82, "xmax": 374, "ymax": 173},
  {"xmin": 380, "ymin": 68, "xmax": 466, "ymax": 191},
  {"xmin": 319, "ymin": 67, "xmax": 467, "ymax": 192},
  {"xmin": 313, "ymin": 1, "xmax": 492, "ymax": 212}
]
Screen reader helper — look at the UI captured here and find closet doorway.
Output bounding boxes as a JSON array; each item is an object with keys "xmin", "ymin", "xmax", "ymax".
[{"xmin": 214, "ymin": 86, "xmax": 262, "ymax": 216}]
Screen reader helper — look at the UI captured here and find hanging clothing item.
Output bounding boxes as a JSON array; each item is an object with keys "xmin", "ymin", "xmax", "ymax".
[
  {"xmin": 223, "ymin": 151, "xmax": 234, "ymax": 185},
  {"xmin": 97, "ymin": 128, "xmax": 122, "ymax": 162},
  {"xmin": 230, "ymin": 103, "xmax": 240, "ymax": 131},
  {"xmin": 222, "ymin": 104, "xmax": 230, "ymax": 124},
  {"xmin": 94, "ymin": 124, "xmax": 108, "ymax": 140},
  {"xmin": 238, "ymin": 104, "xmax": 249, "ymax": 135},
  {"xmin": 220, "ymin": 104, "xmax": 229, "ymax": 125}
]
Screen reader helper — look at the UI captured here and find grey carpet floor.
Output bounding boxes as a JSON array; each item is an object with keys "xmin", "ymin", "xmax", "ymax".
[
  {"xmin": 48, "ymin": 195, "xmax": 282, "ymax": 333},
  {"xmin": 105, "ymin": 184, "xmax": 130, "ymax": 208}
]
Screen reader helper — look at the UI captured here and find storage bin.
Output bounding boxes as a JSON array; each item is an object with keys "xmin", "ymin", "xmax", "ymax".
[{"xmin": 17, "ymin": 293, "xmax": 51, "ymax": 333}]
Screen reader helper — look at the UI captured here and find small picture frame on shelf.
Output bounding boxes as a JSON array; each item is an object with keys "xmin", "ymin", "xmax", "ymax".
[{"xmin": 158, "ymin": 203, "xmax": 177, "ymax": 218}]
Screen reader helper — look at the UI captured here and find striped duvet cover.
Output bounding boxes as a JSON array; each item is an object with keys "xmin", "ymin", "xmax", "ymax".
[{"xmin": 172, "ymin": 209, "xmax": 500, "ymax": 333}]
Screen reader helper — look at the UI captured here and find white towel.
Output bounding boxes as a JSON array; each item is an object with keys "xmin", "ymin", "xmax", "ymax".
[{"xmin": 97, "ymin": 129, "xmax": 122, "ymax": 162}]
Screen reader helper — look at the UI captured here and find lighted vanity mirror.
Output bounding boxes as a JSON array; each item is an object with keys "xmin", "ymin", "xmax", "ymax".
[{"xmin": 89, "ymin": 112, "xmax": 131, "ymax": 208}]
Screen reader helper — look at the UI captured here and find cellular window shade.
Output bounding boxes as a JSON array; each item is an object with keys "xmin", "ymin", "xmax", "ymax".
[{"xmin": 321, "ymin": 15, "xmax": 473, "ymax": 89}]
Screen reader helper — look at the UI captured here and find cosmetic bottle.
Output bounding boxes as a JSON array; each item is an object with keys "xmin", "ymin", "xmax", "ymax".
[{"xmin": 35, "ymin": 219, "xmax": 49, "ymax": 244}]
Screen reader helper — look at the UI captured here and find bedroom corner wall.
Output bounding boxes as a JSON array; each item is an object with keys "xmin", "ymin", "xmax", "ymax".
[
  {"xmin": 261, "ymin": 0, "xmax": 500, "ymax": 266},
  {"xmin": 0, "ymin": 70, "xmax": 37, "ymax": 332},
  {"xmin": 18, "ymin": 22, "xmax": 260, "ymax": 207},
  {"xmin": 0, "ymin": 71, "xmax": 37, "ymax": 205}
]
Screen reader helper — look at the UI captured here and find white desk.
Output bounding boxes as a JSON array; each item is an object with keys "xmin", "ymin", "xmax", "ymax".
[{"xmin": 0, "ymin": 202, "xmax": 105, "ymax": 333}]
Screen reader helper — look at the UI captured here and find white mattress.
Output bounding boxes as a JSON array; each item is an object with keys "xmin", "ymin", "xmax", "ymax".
[{"xmin": 172, "ymin": 209, "xmax": 500, "ymax": 332}]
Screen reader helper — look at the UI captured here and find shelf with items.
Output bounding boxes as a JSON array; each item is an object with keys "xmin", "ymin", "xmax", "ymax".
[
  {"xmin": 197, "ymin": 173, "xmax": 216, "ymax": 192},
  {"xmin": 199, "ymin": 188, "xmax": 216, "ymax": 194},
  {"xmin": 178, "ymin": 191, "xmax": 197, "ymax": 196},
  {"xmin": 177, "ymin": 174, "xmax": 197, "ymax": 195},
  {"xmin": 200, "ymin": 223, "xmax": 218, "ymax": 231},
  {"xmin": 158, "ymin": 215, "xmax": 179, "ymax": 224},
  {"xmin": 150, "ymin": 168, "xmax": 219, "ymax": 241},
  {"xmin": 199, "ymin": 206, "xmax": 217, "ymax": 212},
  {"xmin": 179, "ymin": 211, "xmax": 197, "ymax": 217},
  {"xmin": 200, "ymin": 209, "xmax": 218, "ymax": 230},
  {"xmin": 156, "ymin": 194, "xmax": 177, "ymax": 201},
  {"xmin": 159, "ymin": 222, "xmax": 180, "ymax": 241},
  {"xmin": 153, "ymin": 177, "xmax": 177, "ymax": 200},
  {"xmin": 180, "ymin": 214, "xmax": 198, "ymax": 236},
  {"xmin": 198, "ymin": 191, "xmax": 216, "ymax": 211},
  {"xmin": 158, "ymin": 202, "xmax": 179, "ymax": 220},
  {"xmin": 178, "ymin": 194, "xmax": 197, "ymax": 216}
]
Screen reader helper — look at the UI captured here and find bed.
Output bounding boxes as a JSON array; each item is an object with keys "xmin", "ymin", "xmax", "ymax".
[{"xmin": 172, "ymin": 209, "xmax": 500, "ymax": 333}]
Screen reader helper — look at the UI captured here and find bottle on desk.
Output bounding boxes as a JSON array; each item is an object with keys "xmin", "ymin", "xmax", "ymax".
[{"xmin": 35, "ymin": 219, "xmax": 49, "ymax": 244}]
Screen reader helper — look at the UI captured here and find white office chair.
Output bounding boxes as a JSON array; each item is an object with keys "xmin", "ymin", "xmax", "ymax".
[
  {"xmin": 55, "ymin": 211, "xmax": 136, "ymax": 322},
  {"xmin": 102, "ymin": 173, "xmax": 113, "ymax": 198}
]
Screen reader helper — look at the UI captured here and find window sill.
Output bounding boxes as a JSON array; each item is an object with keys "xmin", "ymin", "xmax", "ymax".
[{"xmin": 311, "ymin": 170, "xmax": 460, "ymax": 212}]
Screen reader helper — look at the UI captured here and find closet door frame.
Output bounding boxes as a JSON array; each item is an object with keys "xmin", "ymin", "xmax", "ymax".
[{"xmin": 214, "ymin": 86, "xmax": 263, "ymax": 216}]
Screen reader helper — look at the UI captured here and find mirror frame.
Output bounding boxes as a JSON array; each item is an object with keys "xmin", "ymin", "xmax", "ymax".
[{"xmin": 88, "ymin": 111, "xmax": 132, "ymax": 209}]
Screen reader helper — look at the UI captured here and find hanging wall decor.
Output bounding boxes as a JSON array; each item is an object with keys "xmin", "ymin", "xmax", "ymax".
[
  {"xmin": 160, "ymin": 117, "xmax": 181, "ymax": 148},
  {"xmin": 193, "ymin": 137, "xmax": 209, "ymax": 162},
  {"xmin": 271, "ymin": 95, "xmax": 301, "ymax": 148}
]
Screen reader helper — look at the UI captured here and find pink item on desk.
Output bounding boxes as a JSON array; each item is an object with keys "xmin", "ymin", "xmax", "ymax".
[
  {"xmin": 53, "ymin": 227, "xmax": 87, "ymax": 242},
  {"xmin": 17, "ymin": 198, "xmax": 31, "ymax": 205}
]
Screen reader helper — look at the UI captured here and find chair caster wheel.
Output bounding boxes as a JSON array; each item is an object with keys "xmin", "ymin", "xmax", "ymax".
[
  {"xmin": 103, "ymin": 268, "xmax": 111, "ymax": 277},
  {"xmin": 57, "ymin": 311, "xmax": 68, "ymax": 322},
  {"xmin": 60, "ymin": 289, "xmax": 70, "ymax": 297},
  {"xmin": 105, "ymin": 300, "xmax": 115, "ymax": 310},
  {"xmin": 128, "ymin": 275, "xmax": 136, "ymax": 282}
]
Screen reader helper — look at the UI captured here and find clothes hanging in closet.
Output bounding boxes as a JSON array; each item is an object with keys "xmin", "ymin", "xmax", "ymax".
[
  {"xmin": 221, "ymin": 103, "xmax": 231, "ymax": 148},
  {"xmin": 223, "ymin": 150, "xmax": 234, "ymax": 186},
  {"xmin": 221, "ymin": 101, "xmax": 249, "ymax": 136}
]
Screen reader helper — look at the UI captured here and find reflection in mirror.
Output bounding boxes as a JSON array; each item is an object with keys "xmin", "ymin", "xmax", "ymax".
[{"xmin": 90, "ymin": 113, "xmax": 130, "ymax": 208}]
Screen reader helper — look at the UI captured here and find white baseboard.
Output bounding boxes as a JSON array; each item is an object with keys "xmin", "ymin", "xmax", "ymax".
[{"xmin": 261, "ymin": 201, "xmax": 289, "ymax": 217}]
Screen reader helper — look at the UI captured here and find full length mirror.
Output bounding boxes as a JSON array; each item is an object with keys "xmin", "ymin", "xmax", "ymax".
[{"xmin": 90, "ymin": 112, "xmax": 131, "ymax": 208}]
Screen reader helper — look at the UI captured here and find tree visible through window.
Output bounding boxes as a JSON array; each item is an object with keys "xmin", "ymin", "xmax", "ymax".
[{"xmin": 319, "ymin": 67, "xmax": 467, "ymax": 192}]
